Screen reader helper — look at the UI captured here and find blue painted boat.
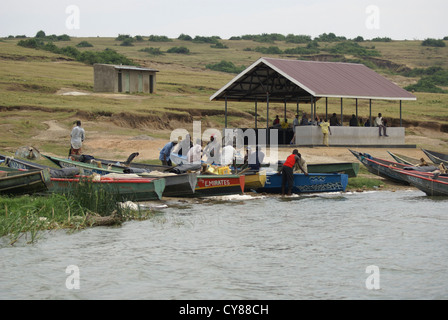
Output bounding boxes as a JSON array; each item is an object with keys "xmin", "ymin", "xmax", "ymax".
[{"xmin": 257, "ymin": 172, "xmax": 348, "ymax": 194}]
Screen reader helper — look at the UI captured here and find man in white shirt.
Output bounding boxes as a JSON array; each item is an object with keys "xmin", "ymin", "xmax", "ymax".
[
  {"xmin": 221, "ymin": 139, "xmax": 236, "ymax": 166},
  {"xmin": 374, "ymin": 113, "xmax": 388, "ymax": 137},
  {"xmin": 70, "ymin": 120, "xmax": 85, "ymax": 155}
]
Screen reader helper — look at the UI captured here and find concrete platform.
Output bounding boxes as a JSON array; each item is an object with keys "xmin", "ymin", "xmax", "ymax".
[{"xmin": 292, "ymin": 126, "xmax": 415, "ymax": 148}]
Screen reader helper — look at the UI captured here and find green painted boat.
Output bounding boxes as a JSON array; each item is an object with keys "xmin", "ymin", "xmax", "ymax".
[
  {"xmin": 307, "ymin": 162, "xmax": 360, "ymax": 177},
  {"xmin": 43, "ymin": 154, "xmax": 125, "ymax": 175},
  {"xmin": 49, "ymin": 175, "xmax": 166, "ymax": 201},
  {"xmin": 0, "ymin": 168, "xmax": 52, "ymax": 196}
]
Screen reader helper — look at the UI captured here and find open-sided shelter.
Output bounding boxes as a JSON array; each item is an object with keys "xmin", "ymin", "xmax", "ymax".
[{"xmin": 210, "ymin": 57, "xmax": 417, "ymax": 146}]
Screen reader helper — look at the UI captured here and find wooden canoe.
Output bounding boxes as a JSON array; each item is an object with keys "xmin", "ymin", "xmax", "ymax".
[
  {"xmin": 257, "ymin": 172, "xmax": 348, "ymax": 194},
  {"xmin": 191, "ymin": 174, "xmax": 245, "ymax": 197},
  {"xmin": 49, "ymin": 175, "xmax": 166, "ymax": 201},
  {"xmin": 350, "ymin": 149, "xmax": 438, "ymax": 185},
  {"xmin": 422, "ymin": 149, "xmax": 448, "ymax": 166},
  {"xmin": 0, "ymin": 168, "xmax": 52, "ymax": 196},
  {"xmin": 264, "ymin": 161, "xmax": 360, "ymax": 177}
]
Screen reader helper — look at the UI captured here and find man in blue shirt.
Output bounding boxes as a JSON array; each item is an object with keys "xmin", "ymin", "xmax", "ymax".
[{"xmin": 159, "ymin": 141, "xmax": 178, "ymax": 166}]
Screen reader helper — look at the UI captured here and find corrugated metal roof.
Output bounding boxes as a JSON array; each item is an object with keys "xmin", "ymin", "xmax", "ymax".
[
  {"xmin": 94, "ymin": 63, "xmax": 159, "ymax": 72},
  {"xmin": 210, "ymin": 57, "xmax": 416, "ymax": 102}
]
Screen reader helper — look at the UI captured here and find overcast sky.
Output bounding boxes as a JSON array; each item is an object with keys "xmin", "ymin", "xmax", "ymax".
[{"xmin": 1, "ymin": 0, "xmax": 446, "ymax": 40}]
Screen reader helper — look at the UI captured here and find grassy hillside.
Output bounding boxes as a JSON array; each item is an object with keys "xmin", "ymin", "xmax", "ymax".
[{"xmin": 1, "ymin": 34, "xmax": 448, "ymax": 155}]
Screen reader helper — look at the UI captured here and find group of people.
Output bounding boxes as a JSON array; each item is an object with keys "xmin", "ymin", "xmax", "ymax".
[{"xmin": 158, "ymin": 134, "xmax": 266, "ymax": 170}]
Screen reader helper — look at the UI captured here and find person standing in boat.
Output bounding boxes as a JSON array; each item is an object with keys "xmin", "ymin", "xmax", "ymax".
[
  {"xmin": 70, "ymin": 120, "xmax": 85, "ymax": 156},
  {"xmin": 159, "ymin": 140, "xmax": 178, "ymax": 166},
  {"xmin": 281, "ymin": 149, "xmax": 308, "ymax": 196}
]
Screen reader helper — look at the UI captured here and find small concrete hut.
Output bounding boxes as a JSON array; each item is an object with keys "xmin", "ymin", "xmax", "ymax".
[{"xmin": 94, "ymin": 63, "xmax": 158, "ymax": 94}]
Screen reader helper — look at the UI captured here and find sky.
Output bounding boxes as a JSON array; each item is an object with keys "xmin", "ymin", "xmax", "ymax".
[{"xmin": 0, "ymin": 0, "xmax": 447, "ymax": 40}]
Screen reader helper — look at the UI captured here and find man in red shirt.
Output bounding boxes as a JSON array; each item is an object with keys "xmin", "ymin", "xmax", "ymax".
[{"xmin": 282, "ymin": 149, "xmax": 308, "ymax": 196}]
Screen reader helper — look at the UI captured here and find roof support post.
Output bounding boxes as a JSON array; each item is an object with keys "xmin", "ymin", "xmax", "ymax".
[
  {"xmin": 400, "ymin": 100, "xmax": 403, "ymax": 127},
  {"xmin": 356, "ymin": 98, "xmax": 358, "ymax": 124},
  {"xmin": 284, "ymin": 99, "xmax": 287, "ymax": 122},
  {"xmin": 255, "ymin": 99, "xmax": 258, "ymax": 129},
  {"xmin": 225, "ymin": 96, "xmax": 228, "ymax": 128},
  {"xmin": 369, "ymin": 99, "xmax": 372, "ymax": 127},
  {"xmin": 325, "ymin": 98, "xmax": 328, "ymax": 120},
  {"xmin": 310, "ymin": 96, "xmax": 314, "ymax": 121},
  {"xmin": 297, "ymin": 99, "xmax": 299, "ymax": 116},
  {"xmin": 266, "ymin": 92, "xmax": 270, "ymax": 143},
  {"xmin": 340, "ymin": 98, "xmax": 344, "ymax": 126}
]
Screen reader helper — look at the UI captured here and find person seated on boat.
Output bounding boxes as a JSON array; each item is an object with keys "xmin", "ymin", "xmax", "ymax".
[
  {"xmin": 415, "ymin": 158, "xmax": 429, "ymax": 167},
  {"xmin": 159, "ymin": 141, "xmax": 178, "ymax": 166},
  {"xmin": 281, "ymin": 149, "xmax": 308, "ymax": 196},
  {"xmin": 248, "ymin": 146, "xmax": 265, "ymax": 171},
  {"xmin": 187, "ymin": 139, "xmax": 202, "ymax": 164}
]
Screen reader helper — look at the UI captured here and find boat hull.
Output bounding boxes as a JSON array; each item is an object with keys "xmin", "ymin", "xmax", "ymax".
[
  {"xmin": 49, "ymin": 176, "xmax": 166, "ymax": 201},
  {"xmin": 244, "ymin": 171, "xmax": 267, "ymax": 191},
  {"xmin": 0, "ymin": 168, "xmax": 52, "ymax": 195},
  {"xmin": 422, "ymin": 149, "xmax": 448, "ymax": 166},
  {"xmin": 257, "ymin": 172, "xmax": 348, "ymax": 194},
  {"xmin": 391, "ymin": 168, "xmax": 448, "ymax": 196},
  {"xmin": 43, "ymin": 155, "xmax": 124, "ymax": 175},
  {"xmin": 140, "ymin": 172, "xmax": 198, "ymax": 197},
  {"xmin": 191, "ymin": 175, "xmax": 245, "ymax": 197}
]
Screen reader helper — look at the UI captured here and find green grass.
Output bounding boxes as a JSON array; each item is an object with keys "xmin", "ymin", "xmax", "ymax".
[{"xmin": 0, "ymin": 187, "xmax": 159, "ymax": 245}]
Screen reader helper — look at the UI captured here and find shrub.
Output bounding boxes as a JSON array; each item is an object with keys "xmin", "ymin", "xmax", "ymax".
[
  {"xmin": 285, "ymin": 34, "xmax": 312, "ymax": 44},
  {"xmin": 326, "ymin": 41, "xmax": 381, "ymax": 56},
  {"xmin": 35, "ymin": 30, "xmax": 46, "ymax": 38},
  {"xmin": 17, "ymin": 38, "xmax": 43, "ymax": 49},
  {"xmin": 148, "ymin": 35, "xmax": 172, "ymax": 42},
  {"xmin": 254, "ymin": 46, "xmax": 283, "ymax": 54},
  {"xmin": 120, "ymin": 38, "xmax": 134, "ymax": 46},
  {"xmin": 178, "ymin": 34, "xmax": 193, "ymax": 41},
  {"xmin": 421, "ymin": 38, "xmax": 446, "ymax": 47},
  {"xmin": 211, "ymin": 42, "xmax": 228, "ymax": 49},
  {"xmin": 115, "ymin": 34, "xmax": 132, "ymax": 41},
  {"xmin": 76, "ymin": 41, "xmax": 94, "ymax": 48},
  {"xmin": 315, "ymin": 33, "xmax": 346, "ymax": 42},
  {"xmin": 167, "ymin": 46, "xmax": 190, "ymax": 54},
  {"xmin": 192, "ymin": 36, "xmax": 221, "ymax": 44},
  {"xmin": 140, "ymin": 47, "xmax": 164, "ymax": 55},
  {"xmin": 405, "ymin": 78, "xmax": 446, "ymax": 93},
  {"xmin": 371, "ymin": 37, "xmax": 392, "ymax": 42},
  {"xmin": 205, "ymin": 60, "xmax": 246, "ymax": 74}
]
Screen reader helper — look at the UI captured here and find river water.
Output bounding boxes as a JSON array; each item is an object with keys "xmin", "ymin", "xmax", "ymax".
[{"xmin": 1, "ymin": 189, "xmax": 448, "ymax": 300}]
